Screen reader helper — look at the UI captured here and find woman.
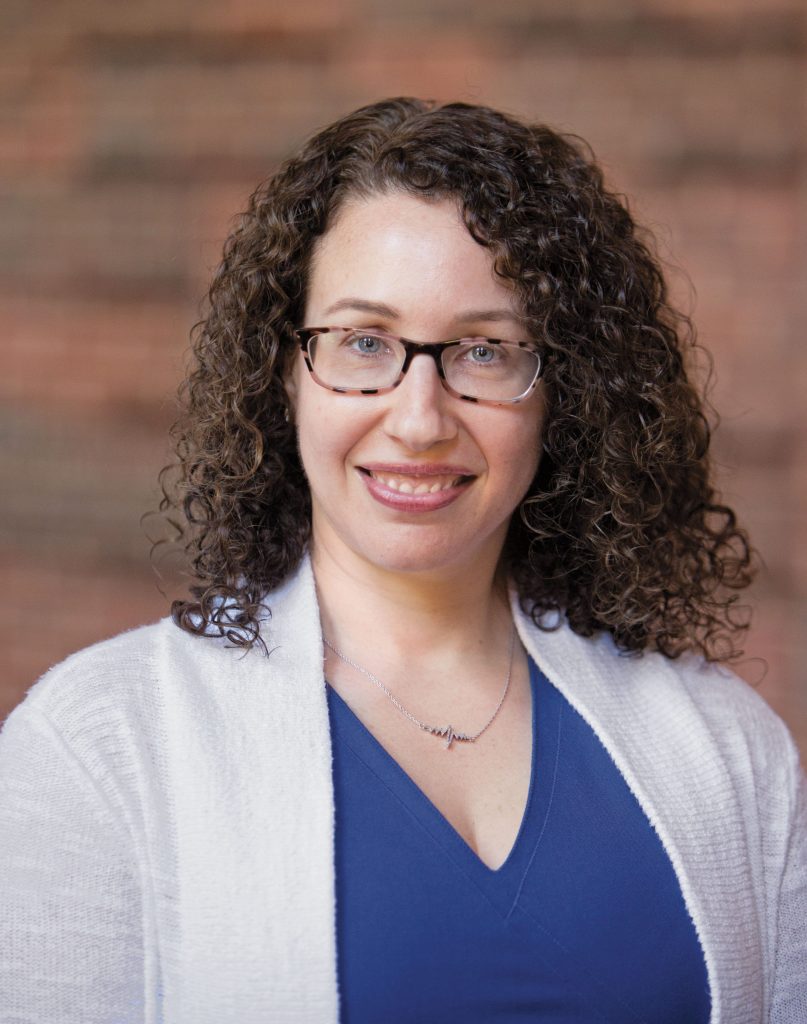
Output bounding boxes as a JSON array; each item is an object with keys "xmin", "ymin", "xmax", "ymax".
[{"xmin": 1, "ymin": 98, "xmax": 805, "ymax": 1023}]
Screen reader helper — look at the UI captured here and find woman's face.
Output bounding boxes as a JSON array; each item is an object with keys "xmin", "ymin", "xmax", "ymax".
[{"xmin": 287, "ymin": 190, "xmax": 545, "ymax": 581}]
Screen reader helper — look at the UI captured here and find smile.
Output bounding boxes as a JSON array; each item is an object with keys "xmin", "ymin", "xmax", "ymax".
[
  {"xmin": 367, "ymin": 471, "xmax": 464, "ymax": 494},
  {"xmin": 358, "ymin": 465, "xmax": 475, "ymax": 512}
]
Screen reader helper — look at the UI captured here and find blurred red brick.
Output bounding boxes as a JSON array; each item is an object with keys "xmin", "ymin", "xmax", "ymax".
[
  {"xmin": 1, "ymin": 0, "xmax": 805, "ymax": 763},
  {"xmin": 0, "ymin": 551, "xmax": 169, "ymax": 721},
  {"xmin": 1, "ymin": 294, "xmax": 189, "ymax": 411}
]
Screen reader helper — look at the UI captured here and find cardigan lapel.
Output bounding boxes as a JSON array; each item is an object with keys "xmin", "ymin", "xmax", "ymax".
[
  {"xmin": 159, "ymin": 556, "xmax": 340, "ymax": 1023},
  {"xmin": 510, "ymin": 596, "xmax": 765, "ymax": 1024}
]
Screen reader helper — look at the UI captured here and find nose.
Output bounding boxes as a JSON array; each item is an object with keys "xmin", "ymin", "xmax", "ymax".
[{"xmin": 382, "ymin": 353, "xmax": 459, "ymax": 452}]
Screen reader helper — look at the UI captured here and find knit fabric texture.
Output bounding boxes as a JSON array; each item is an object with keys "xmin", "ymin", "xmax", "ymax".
[{"xmin": 1, "ymin": 555, "xmax": 805, "ymax": 1023}]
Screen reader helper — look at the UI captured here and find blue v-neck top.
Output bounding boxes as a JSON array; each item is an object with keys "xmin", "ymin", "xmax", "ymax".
[{"xmin": 326, "ymin": 658, "xmax": 711, "ymax": 1023}]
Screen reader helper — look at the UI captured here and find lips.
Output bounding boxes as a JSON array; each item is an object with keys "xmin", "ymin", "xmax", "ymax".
[{"xmin": 358, "ymin": 463, "xmax": 475, "ymax": 511}]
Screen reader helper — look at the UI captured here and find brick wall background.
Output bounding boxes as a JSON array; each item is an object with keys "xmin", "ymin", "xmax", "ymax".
[{"xmin": 2, "ymin": 0, "xmax": 806, "ymax": 759}]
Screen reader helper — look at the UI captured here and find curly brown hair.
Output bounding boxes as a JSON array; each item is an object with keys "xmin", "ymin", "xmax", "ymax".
[{"xmin": 161, "ymin": 96, "xmax": 754, "ymax": 661}]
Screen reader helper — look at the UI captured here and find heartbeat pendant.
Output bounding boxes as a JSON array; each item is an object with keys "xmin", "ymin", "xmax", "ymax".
[{"xmin": 424, "ymin": 723, "xmax": 473, "ymax": 749}]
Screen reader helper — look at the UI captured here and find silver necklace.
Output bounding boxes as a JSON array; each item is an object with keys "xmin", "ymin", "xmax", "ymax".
[{"xmin": 323, "ymin": 626, "xmax": 516, "ymax": 750}]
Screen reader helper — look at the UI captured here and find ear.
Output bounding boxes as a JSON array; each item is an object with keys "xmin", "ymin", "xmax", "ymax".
[{"xmin": 283, "ymin": 352, "xmax": 299, "ymax": 422}]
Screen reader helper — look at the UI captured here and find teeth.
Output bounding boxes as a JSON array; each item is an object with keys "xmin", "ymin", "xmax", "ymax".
[{"xmin": 370, "ymin": 472, "xmax": 464, "ymax": 494}]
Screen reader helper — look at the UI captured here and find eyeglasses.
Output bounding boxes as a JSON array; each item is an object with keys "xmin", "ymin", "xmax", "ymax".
[{"xmin": 294, "ymin": 327, "xmax": 543, "ymax": 405}]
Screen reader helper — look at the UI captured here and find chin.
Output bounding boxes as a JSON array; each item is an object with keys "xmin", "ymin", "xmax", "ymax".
[
  {"xmin": 357, "ymin": 534, "xmax": 498, "ymax": 579},
  {"xmin": 312, "ymin": 510, "xmax": 509, "ymax": 581}
]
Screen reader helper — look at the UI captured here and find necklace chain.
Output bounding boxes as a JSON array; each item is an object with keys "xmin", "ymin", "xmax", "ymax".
[{"xmin": 323, "ymin": 626, "xmax": 516, "ymax": 750}]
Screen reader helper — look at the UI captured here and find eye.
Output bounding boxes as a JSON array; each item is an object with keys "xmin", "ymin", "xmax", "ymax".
[
  {"xmin": 347, "ymin": 332, "xmax": 387, "ymax": 355},
  {"xmin": 466, "ymin": 342, "xmax": 500, "ymax": 364}
]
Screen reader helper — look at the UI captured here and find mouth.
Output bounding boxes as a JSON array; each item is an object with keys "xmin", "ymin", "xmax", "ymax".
[
  {"xmin": 357, "ymin": 464, "xmax": 476, "ymax": 510},
  {"xmin": 360, "ymin": 469, "xmax": 473, "ymax": 494}
]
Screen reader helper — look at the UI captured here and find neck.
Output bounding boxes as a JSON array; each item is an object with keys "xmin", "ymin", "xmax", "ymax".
[{"xmin": 311, "ymin": 537, "xmax": 514, "ymax": 699}]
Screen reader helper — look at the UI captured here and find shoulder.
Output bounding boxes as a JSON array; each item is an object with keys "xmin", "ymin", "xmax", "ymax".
[
  {"xmin": 516, "ymin": 605, "xmax": 801, "ymax": 787},
  {"xmin": 594, "ymin": 627, "xmax": 792, "ymax": 748},
  {"xmin": 637, "ymin": 643, "xmax": 800, "ymax": 787},
  {"xmin": 662, "ymin": 649, "xmax": 795, "ymax": 755},
  {"xmin": 2, "ymin": 615, "xmax": 282, "ymax": 818},
  {"xmin": 19, "ymin": 618, "xmax": 186, "ymax": 720},
  {"xmin": 5, "ymin": 617, "xmax": 243, "ymax": 756},
  {"xmin": 6, "ymin": 559, "xmax": 324, "ymax": 762}
]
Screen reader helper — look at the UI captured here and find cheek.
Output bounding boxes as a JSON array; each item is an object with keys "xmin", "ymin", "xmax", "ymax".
[
  {"xmin": 488, "ymin": 403, "xmax": 544, "ymax": 488},
  {"xmin": 295, "ymin": 391, "xmax": 368, "ymax": 481},
  {"xmin": 499, "ymin": 445, "xmax": 541, "ymax": 505}
]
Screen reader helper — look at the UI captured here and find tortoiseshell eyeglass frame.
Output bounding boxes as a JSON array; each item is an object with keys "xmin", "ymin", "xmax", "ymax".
[{"xmin": 293, "ymin": 327, "xmax": 544, "ymax": 406}]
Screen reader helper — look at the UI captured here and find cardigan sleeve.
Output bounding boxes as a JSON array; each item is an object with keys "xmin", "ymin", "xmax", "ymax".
[
  {"xmin": 0, "ymin": 704, "xmax": 145, "ymax": 1024},
  {"xmin": 770, "ymin": 747, "xmax": 807, "ymax": 1023}
]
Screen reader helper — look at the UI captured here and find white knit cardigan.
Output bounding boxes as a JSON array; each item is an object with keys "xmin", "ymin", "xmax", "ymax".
[{"xmin": 1, "ymin": 556, "xmax": 805, "ymax": 1024}]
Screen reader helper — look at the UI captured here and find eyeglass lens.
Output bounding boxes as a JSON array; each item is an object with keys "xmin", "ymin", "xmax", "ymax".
[{"xmin": 307, "ymin": 329, "xmax": 540, "ymax": 401}]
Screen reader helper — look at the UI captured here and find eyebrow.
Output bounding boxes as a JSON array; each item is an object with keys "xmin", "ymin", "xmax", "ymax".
[{"xmin": 322, "ymin": 297, "xmax": 522, "ymax": 325}]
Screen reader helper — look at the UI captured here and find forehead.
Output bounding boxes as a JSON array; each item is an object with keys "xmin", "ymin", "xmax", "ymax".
[{"xmin": 304, "ymin": 191, "xmax": 521, "ymax": 326}]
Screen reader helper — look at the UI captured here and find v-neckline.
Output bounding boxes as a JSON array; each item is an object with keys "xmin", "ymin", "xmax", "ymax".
[{"xmin": 326, "ymin": 658, "xmax": 556, "ymax": 886}]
